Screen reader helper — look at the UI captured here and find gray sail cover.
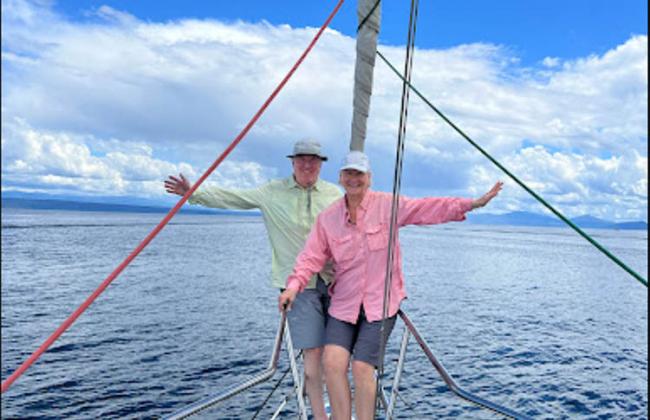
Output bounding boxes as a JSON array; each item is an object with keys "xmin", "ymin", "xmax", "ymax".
[{"xmin": 350, "ymin": 0, "xmax": 381, "ymax": 152}]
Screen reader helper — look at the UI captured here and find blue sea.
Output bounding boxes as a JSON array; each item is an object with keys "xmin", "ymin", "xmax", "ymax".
[{"xmin": 1, "ymin": 208, "xmax": 647, "ymax": 419}]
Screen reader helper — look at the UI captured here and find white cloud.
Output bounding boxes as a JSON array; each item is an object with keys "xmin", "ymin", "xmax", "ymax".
[
  {"xmin": 1, "ymin": 115, "xmax": 278, "ymax": 198},
  {"xmin": 95, "ymin": 5, "xmax": 138, "ymax": 26},
  {"xmin": 207, "ymin": 161, "xmax": 278, "ymax": 189},
  {"xmin": 1, "ymin": 0, "xmax": 647, "ymax": 221},
  {"xmin": 466, "ymin": 145, "xmax": 647, "ymax": 220},
  {"xmin": 542, "ymin": 57, "xmax": 560, "ymax": 68}
]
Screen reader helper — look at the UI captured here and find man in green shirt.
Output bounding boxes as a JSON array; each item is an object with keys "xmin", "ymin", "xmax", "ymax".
[{"xmin": 164, "ymin": 139, "xmax": 341, "ymax": 420}]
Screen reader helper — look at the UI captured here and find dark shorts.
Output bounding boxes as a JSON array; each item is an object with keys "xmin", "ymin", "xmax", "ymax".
[
  {"xmin": 284, "ymin": 276, "xmax": 330, "ymax": 350},
  {"xmin": 324, "ymin": 307, "xmax": 396, "ymax": 367}
]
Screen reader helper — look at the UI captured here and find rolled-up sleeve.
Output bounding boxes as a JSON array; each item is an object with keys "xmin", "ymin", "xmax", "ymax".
[{"xmin": 286, "ymin": 216, "xmax": 332, "ymax": 293}]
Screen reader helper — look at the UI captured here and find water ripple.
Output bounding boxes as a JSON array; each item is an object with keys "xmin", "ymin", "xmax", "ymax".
[{"xmin": 2, "ymin": 211, "xmax": 647, "ymax": 419}]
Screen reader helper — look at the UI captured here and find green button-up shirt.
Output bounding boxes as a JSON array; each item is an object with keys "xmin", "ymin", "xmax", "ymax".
[{"xmin": 189, "ymin": 176, "xmax": 342, "ymax": 289}]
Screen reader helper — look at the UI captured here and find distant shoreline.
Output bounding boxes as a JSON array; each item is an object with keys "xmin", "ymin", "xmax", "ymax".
[
  {"xmin": 2, "ymin": 197, "xmax": 647, "ymax": 230},
  {"xmin": 1, "ymin": 197, "xmax": 259, "ymax": 217}
]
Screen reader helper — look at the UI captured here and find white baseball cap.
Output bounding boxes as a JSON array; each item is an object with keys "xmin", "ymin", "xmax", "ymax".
[{"xmin": 340, "ymin": 151, "xmax": 371, "ymax": 173}]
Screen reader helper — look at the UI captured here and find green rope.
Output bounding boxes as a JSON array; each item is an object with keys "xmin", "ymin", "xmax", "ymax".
[{"xmin": 376, "ymin": 49, "xmax": 647, "ymax": 288}]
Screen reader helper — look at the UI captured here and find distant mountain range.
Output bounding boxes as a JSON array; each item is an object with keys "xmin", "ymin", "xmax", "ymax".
[
  {"xmin": 1, "ymin": 195, "xmax": 647, "ymax": 230},
  {"xmin": 466, "ymin": 211, "xmax": 647, "ymax": 230},
  {"xmin": 0, "ymin": 196, "xmax": 253, "ymax": 217}
]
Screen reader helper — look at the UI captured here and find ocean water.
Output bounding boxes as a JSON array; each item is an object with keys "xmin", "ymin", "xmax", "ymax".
[{"xmin": 1, "ymin": 208, "xmax": 647, "ymax": 419}]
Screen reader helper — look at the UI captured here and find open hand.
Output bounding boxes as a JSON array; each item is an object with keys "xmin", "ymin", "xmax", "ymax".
[
  {"xmin": 164, "ymin": 173, "xmax": 191, "ymax": 196},
  {"xmin": 472, "ymin": 181, "xmax": 503, "ymax": 209}
]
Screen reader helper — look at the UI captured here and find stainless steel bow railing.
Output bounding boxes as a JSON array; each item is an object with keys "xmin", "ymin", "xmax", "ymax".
[
  {"xmin": 164, "ymin": 312, "xmax": 309, "ymax": 420},
  {"xmin": 165, "ymin": 309, "xmax": 533, "ymax": 419},
  {"xmin": 387, "ymin": 310, "xmax": 533, "ymax": 420}
]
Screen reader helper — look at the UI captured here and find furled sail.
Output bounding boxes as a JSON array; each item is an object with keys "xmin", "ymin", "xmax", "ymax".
[{"xmin": 350, "ymin": 0, "xmax": 381, "ymax": 152}]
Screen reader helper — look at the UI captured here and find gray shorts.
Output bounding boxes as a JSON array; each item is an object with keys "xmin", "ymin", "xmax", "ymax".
[
  {"xmin": 285, "ymin": 276, "xmax": 330, "ymax": 350},
  {"xmin": 324, "ymin": 307, "xmax": 396, "ymax": 367}
]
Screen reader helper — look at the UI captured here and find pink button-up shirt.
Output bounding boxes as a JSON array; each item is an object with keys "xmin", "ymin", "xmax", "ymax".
[{"xmin": 286, "ymin": 190, "xmax": 474, "ymax": 323}]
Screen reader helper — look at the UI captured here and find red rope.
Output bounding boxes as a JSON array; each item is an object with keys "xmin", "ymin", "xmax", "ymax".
[{"xmin": 1, "ymin": 0, "xmax": 345, "ymax": 394}]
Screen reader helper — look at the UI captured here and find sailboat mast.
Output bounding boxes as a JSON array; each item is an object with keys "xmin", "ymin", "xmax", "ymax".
[{"xmin": 350, "ymin": 0, "xmax": 381, "ymax": 152}]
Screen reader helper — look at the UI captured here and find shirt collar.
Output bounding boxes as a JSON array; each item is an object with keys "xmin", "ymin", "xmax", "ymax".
[
  {"xmin": 342, "ymin": 189, "xmax": 372, "ymax": 222},
  {"xmin": 358, "ymin": 189, "xmax": 372, "ymax": 210},
  {"xmin": 287, "ymin": 176, "xmax": 321, "ymax": 191},
  {"xmin": 345, "ymin": 189, "xmax": 371, "ymax": 210}
]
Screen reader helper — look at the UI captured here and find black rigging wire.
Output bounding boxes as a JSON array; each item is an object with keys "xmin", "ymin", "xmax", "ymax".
[{"xmin": 375, "ymin": 0, "xmax": 420, "ymax": 416}]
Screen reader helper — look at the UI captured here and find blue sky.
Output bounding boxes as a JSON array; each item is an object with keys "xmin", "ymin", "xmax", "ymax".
[
  {"xmin": 49, "ymin": 0, "xmax": 648, "ymax": 65},
  {"xmin": 1, "ymin": 0, "xmax": 648, "ymax": 221}
]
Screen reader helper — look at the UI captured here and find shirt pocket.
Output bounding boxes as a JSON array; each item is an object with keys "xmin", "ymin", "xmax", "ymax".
[
  {"xmin": 330, "ymin": 234, "xmax": 356, "ymax": 264},
  {"xmin": 366, "ymin": 224, "xmax": 389, "ymax": 251}
]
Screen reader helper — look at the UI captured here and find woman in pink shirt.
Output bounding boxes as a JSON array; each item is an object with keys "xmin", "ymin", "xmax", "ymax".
[{"xmin": 279, "ymin": 151, "xmax": 503, "ymax": 420}]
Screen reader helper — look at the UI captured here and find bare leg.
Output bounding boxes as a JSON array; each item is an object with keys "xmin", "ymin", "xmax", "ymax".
[
  {"xmin": 352, "ymin": 360, "xmax": 376, "ymax": 420},
  {"xmin": 323, "ymin": 344, "xmax": 352, "ymax": 419},
  {"xmin": 303, "ymin": 347, "xmax": 327, "ymax": 420}
]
